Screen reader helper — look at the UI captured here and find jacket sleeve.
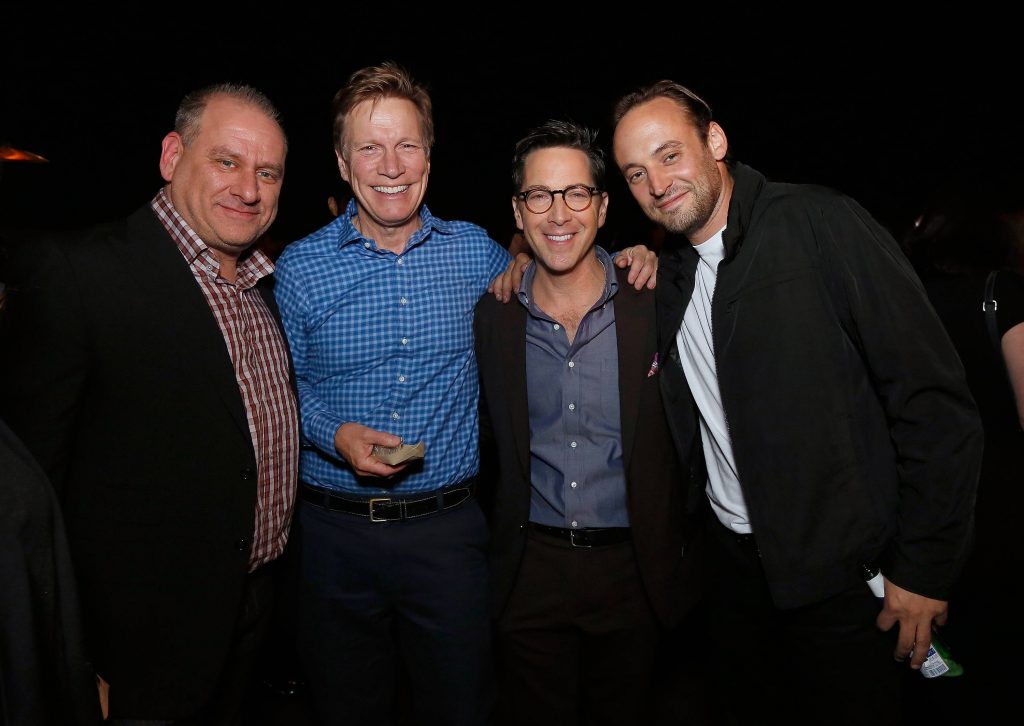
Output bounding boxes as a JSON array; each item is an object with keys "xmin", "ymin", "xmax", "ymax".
[{"xmin": 818, "ymin": 195, "xmax": 982, "ymax": 599}]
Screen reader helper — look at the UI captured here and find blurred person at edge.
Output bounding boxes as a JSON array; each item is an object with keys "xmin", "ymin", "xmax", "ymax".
[{"xmin": 902, "ymin": 190, "xmax": 1024, "ymax": 719}]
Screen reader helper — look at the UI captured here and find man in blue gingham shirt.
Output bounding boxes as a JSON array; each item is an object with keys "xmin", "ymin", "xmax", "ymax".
[
  {"xmin": 273, "ymin": 63, "xmax": 511, "ymax": 726},
  {"xmin": 276, "ymin": 199, "xmax": 509, "ymax": 497}
]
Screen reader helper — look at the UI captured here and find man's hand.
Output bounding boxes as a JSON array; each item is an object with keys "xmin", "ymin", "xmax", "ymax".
[
  {"xmin": 613, "ymin": 244, "xmax": 658, "ymax": 290},
  {"xmin": 487, "ymin": 253, "xmax": 531, "ymax": 303},
  {"xmin": 334, "ymin": 422, "xmax": 408, "ymax": 478},
  {"xmin": 875, "ymin": 577, "xmax": 948, "ymax": 669}
]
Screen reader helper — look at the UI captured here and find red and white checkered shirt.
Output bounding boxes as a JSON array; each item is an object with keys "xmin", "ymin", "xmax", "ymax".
[{"xmin": 152, "ymin": 188, "xmax": 299, "ymax": 571}]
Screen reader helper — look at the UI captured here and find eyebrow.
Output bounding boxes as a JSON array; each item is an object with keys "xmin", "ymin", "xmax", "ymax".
[
  {"xmin": 209, "ymin": 145, "xmax": 284, "ymax": 175},
  {"xmin": 651, "ymin": 140, "xmax": 683, "ymax": 157}
]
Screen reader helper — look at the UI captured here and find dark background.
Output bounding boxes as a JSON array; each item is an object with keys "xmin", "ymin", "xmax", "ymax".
[{"xmin": 2, "ymin": 8, "xmax": 1020, "ymax": 251}]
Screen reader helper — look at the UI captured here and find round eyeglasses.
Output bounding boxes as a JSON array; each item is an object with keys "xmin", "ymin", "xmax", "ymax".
[{"xmin": 515, "ymin": 185, "xmax": 602, "ymax": 214}]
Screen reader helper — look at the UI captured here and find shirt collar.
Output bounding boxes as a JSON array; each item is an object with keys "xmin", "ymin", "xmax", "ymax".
[
  {"xmin": 335, "ymin": 198, "xmax": 455, "ymax": 251},
  {"xmin": 517, "ymin": 246, "xmax": 619, "ymax": 311},
  {"xmin": 151, "ymin": 187, "xmax": 274, "ymax": 287}
]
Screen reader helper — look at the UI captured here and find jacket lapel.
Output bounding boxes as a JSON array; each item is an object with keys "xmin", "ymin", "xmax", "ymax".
[
  {"xmin": 613, "ymin": 283, "xmax": 648, "ymax": 473},
  {"xmin": 123, "ymin": 206, "xmax": 252, "ymax": 446},
  {"xmin": 498, "ymin": 301, "xmax": 531, "ymax": 481}
]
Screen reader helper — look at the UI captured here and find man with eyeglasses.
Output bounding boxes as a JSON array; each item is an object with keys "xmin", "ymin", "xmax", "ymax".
[
  {"xmin": 473, "ymin": 119, "xmax": 699, "ymax": 725},
  {"xmin": 610, "ymin": 80, "xmax": 983, "ymax": 724}
]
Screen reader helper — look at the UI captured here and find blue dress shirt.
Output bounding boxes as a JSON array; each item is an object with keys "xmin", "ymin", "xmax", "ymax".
[
  {"xmin": 275, "ymin": 200, "xmax": 511, "ymax": 495},
  {"xmin": 519, "ymin": 248, "xmax": 629, "ymax": 528}
]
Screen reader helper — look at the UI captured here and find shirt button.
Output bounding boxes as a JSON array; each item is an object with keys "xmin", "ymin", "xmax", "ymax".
[
  {"xmin": 570, "ymin": 441, "xmax": 577, "ymax": 448},
  {"xmin": 553, "ymin": 323, "xmax": 560, "ymax": 331},
  {"xmin": 400, "ymin": 297, "xmax": 408, "ymax": 305},
  {"xmin": 363, "ymin": 242, "xmax": 371, "ymax": 249},
  {"xmin": 401, "ymin": 337, "xmax": 409, "ymax": 345},
  {"xmin": 568, "ymin": 361, "xmax": 575, "ymax": 369},
  {"xmin": 398, "ymin": 375, "xmax": 406, "ymax": 382},
  {"xmin": 568, "ymin": 403, "xmax": 575, "ymax": 411},
  {"xmin": 570, "ymin": 481, "xmax": 578, "ymax": 489},
  {"xmin": 397, "ymin": 258, "xmax": 405, "ymax": 265},
  {"xmin": 571, "ymin": 520, "xmax": 578, "ymax": 528},
  {"xmin": 392, "ymin": 411, "xmax": 400, "ymax": 420}
]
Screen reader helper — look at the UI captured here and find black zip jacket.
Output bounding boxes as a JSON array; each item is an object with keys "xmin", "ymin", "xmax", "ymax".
[{"xmin": 656, "ymin": 162, "xmax": 982, "ymax": 608}]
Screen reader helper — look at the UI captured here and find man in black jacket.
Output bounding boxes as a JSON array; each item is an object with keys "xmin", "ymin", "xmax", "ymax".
[
  {"xmin": 611, "ymin": 80, "xmax": 982, "ymax": 724},
  {"xmin": 0, "ymin": 83, "xmax": 299, "ymax": 724}
]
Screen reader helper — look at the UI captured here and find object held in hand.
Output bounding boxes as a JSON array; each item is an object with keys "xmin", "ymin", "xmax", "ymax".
[{"xmin": 372, "ymin": 442, "xmax": 425, "ymax": 466}]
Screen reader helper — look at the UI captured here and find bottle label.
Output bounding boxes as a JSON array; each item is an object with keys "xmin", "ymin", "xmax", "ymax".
[{"xmin": 921, "ymin": 646, "xmax": 950, "ymax": 678}]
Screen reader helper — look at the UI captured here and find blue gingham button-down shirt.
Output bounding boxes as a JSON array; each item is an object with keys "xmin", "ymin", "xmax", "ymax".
[{"xmin": 274, "ymin": 200, "xmax": 511, "ymax": 495}]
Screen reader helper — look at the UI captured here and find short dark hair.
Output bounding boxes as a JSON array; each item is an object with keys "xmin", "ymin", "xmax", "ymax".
[
  {"xmin": 512, "ymin": 119, "xmax": 605, "ymax": 193},
  {"xmin": 612, "ymin": 80, "xmax": 713, "ymax": 139},
  {"xmin": 175, "ymin": 82, "xmax": 286, "ymax": 151},
  {"xmin": 332, "ymin": 61, "xmax": 434, "ymax": 159}
]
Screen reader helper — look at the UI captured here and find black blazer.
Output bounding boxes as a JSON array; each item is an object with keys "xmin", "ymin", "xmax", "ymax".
[
  {"xmin": 474, "ymin": 265, "xmax": 700, "ymax": 627},
  {"xmin": 0, "ymin": 205, "xmax": 287, "ymax": 718}
]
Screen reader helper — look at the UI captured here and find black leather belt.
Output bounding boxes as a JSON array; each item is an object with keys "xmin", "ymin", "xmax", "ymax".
[
  {"xmin": 299, "ymin": 479, "xmax": 475, "ymax": 522},
  {"xmin": 529, "ymin": 522, "xmax": 631, "ymax": 548}
]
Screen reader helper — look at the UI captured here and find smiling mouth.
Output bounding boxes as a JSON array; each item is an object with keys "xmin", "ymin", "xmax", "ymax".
[
  {"xmin": 372, "ymin": 185, "xmax": 410, "ymax": 194},
  {"xmin": 546, "ymin": 233, "xmax": 573, "ymax": 242},
  {"xmin": 656, "ymin": 189, "xmax": 688, "ymax": 210}
]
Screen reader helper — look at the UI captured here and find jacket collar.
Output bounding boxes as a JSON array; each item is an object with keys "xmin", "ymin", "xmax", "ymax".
[{"xmin": 721, "ymin": 161, "xmax": 766, "ymax": 260}]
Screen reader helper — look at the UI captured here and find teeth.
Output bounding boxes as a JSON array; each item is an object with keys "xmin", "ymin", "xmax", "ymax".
[
  {"xmin": 373, "ymin": 185, "xmax": 409, "ymax": 194},
  {"xmin": 547, "ymin": 234, "xmax": 572, "ymax": 241}
]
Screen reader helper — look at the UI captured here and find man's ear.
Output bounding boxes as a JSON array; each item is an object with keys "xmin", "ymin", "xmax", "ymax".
[
  {"xmin": 336, "ymin": 149, "xmax": 350, "ymax": 183},
  {"xmin": 159, "ymin": 132, "xmax": 184, "ymax": 183},
  {"xmin": 708, "ymin": 122, "xmax": 728, "ymax": 162},
  {"xmin": 512, "ymin": 197, "xmax": 525, "ymax": 231}
]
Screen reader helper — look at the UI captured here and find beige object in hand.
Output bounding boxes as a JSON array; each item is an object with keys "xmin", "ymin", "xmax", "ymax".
[{"xmin": 372, "ymin": 442, "xmax": 425, "ymax": 466}]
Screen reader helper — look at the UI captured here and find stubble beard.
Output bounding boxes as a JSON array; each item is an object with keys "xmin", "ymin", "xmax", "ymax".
[{"xmin": 655, "ymin": 158, "xmax": 723, "ymax": 238}]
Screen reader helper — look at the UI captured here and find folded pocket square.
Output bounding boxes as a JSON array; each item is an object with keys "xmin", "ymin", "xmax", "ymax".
[{"xmin": 646, "ymin": 352, "xmax": 660, "ymax": 378}]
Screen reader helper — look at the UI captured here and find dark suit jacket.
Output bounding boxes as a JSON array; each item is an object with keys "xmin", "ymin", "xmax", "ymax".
[
  {"xmin": 0, "ymin": 205, "xmax": 287, "ymax": 719},
  {"xmin": 0, "ymin": 417, "xmax": 101, "ymax": 726},
  {"xmin": 474, "ymin": 265, "xmax": 700, "ymax": 627}
]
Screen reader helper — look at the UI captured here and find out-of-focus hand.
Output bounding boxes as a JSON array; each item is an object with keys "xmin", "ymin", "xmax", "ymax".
[
  {"xmin": 333, "ymin": 423, "xmax": 408, "ymax": 478},
  {"xmin": 97, "ymin": 675, "xmax": 109, "ymax": 719},
  {"xmin": 487, "ymin": 253, "xmax": 531, "ymax": 303},
  {"xmin": 875, "ymin": 577, "xmax": 948, "ymax": 669}
]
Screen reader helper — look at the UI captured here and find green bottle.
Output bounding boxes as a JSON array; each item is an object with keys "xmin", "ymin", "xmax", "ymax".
[{"xmin": 861, "ymin": 564, "xmax": 964, "ymax": 678}]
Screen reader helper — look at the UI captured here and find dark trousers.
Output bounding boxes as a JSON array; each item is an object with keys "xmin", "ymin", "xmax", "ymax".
[
  {"xmin": 495, "ymin": 529, "xmax": 660, "ymax": 726},
  {"xmin": 704, "ymin": 517, "xmax": 902, "ymax": 725},
  {"xmin": 296, "ymin": 497, "xmax": 493, "ymax": 726},
  {"xmin": 107, "ymin": 562, "xmax": 275, "ymax": 726}
]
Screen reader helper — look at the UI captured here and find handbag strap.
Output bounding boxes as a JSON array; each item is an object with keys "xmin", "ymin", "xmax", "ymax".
[{"xmin": 983, "ymin": 270, "xmax": 1011, "ymax": 383}]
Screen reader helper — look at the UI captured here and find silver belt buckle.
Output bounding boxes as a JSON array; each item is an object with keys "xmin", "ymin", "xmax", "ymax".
[
  {"xmin": 368, "ymin": 497, "xmax": 392, "ymax": 522},
  {"xmin": 569, "ymin": 529, "xmax": 592, "ymax": 548}
]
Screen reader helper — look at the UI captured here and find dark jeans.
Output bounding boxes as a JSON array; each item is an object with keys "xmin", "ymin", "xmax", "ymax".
[
  {"xmin": 704, "ymin": 517, "xmax": 902, "ymax": 726},
  {"xmin": 296, "ymin": 496, "xmax": 493, "ymax": 726}
]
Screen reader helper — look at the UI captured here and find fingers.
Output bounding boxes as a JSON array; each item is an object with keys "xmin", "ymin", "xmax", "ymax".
[
  {"xmin": 629, "ymin": 250, "xmax": 658, "ymax": 290},
  {"xmin": 355, "ymin": 460, "xmax": 408, "ymax": 478},
  {"xmin": 909, "ymin": 625, "xmax": 932, "ymax": 670}
]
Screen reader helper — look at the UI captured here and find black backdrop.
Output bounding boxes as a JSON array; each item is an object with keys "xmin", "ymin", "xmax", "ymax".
[{"xmin": 2, "ymin": 8, "xmax": 1019, "ymax": 250}]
